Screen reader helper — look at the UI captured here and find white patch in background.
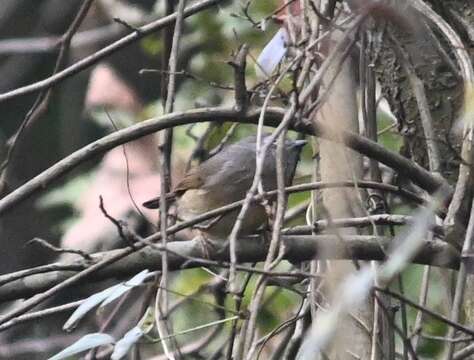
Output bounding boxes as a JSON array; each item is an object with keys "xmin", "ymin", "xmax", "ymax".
[
  {"xmin": 255, "ymin": 28, "xmax": 288, "ymax": 80},
  {"xmin": 377, "ymin": 96, "xmax": 398, "ymax": 124}
]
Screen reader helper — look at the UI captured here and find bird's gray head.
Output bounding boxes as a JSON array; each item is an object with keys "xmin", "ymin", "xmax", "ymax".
[
  {"xmin": 282, "ymin": 138, "xmax": 306, "ymax": 185},
  {"xmin": 225, "ymin": 134, "xmax": 306, "ymax": 186},
  {"xmin": 248, "ymin": 134, "xmax": 306, "ymax": 186}
]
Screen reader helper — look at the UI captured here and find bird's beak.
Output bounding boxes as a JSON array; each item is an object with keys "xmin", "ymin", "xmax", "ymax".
[{"xmin": 292, "ymin": 139, "xmax": 307, "ymax": 149}]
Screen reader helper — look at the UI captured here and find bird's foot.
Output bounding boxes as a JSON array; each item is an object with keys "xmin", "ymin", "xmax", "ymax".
[{"xmin": 195, "ymin": 234, "xmax": 220, "ymax": 259}]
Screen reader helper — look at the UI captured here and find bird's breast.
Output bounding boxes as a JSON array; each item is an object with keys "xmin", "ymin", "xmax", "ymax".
[{"xmin": 176, "ymin": 189, "xmax": 213, "ymax": 219}]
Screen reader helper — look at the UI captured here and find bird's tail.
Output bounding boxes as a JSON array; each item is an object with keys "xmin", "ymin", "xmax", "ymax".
[{"xmin": 142, "ymin": 192, "xmax": 177, "ymax": 209}]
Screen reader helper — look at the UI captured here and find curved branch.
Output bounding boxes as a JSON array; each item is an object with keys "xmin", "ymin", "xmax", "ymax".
[
  {"xmin": 0, "ymin": 181, "xmax": 426, "ymax": 290},
  {"xmin": 0, "ymin": 0, "xmax": 222, "ymax": 103},
  {"xmin": 0, "ymin": 106, "xmax": 449, "ymax": 215},
  {"xmin": 0, "ymin": 180, "xmax": 424, "ymax": 326},
  {"xmin": 412, "ymin": 0, "xmax": 474, "ymax": 234}
]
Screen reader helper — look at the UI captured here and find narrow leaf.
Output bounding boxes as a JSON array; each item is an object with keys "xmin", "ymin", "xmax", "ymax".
[
  {"xmin": 101, "ymin": 269, "xmax": 154, "ymax": 307},
  {"xmin": 48, "ymin": 333, "xmax": 115, "ymax": 360},
  {"xmin": 111, "ymin": 327, "xmax": 144, "ymax": 360},
  {"xmin": 63, "ymin": 284, "xmax": 121, "ymax": 331}
]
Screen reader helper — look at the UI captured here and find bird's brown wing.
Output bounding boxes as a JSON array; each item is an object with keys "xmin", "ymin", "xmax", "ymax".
[
  {"xmin": 174, "ymin": 168, "xmax": 204, "ymax": 194},
  {"xmin": 142, "ymin": 169, "xmax": 203, "ymax": 209}
]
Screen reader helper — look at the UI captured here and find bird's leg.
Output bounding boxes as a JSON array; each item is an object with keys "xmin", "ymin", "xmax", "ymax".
[
  {"xmin": 259, "ymin": 216, "xmax": 272, "ymax": 245},
  {"xmin": 195, "ymin": 233, "xmax": 221, "ymax": 259},
  {"xmin": 193, "ymin": 215, "xmax": 223, "ymax": 231}
]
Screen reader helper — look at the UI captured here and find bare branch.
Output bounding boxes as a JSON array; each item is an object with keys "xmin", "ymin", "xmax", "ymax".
[
  {"xmin": 0, "ymin": 0, "xmax": 223, "ymax": 103},
  {"xmin": 228, "ymin": 44, "xmax": 249, "ymax": 112},
  {"xmin": 0, "ymin": 107, "xmax": 448, "ymax": 216},
  {"xmin": 0, "ymin": 235, "xmax": 459, "ymax": 305}
]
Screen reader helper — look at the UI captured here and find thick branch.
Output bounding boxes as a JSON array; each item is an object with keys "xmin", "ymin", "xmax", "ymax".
[
  {"xmin": 0, "ymin": 180, "xmax": 425, "ymax": 325},
  {"xmin": 0, "ymin": 235, "xmax": 459, "ymax": 303},
  {"xmin": 0, "ymin": 106, "xmax": 449, "ymax": 215}
]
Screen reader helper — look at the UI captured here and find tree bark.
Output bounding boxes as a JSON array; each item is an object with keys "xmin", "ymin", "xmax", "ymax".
[
  {"xmin": 312, "ymin": 28, "xmax": 374, "ymax": 358},
  {"xmin": 374, "ymin": 0, "xmax": 474, "ymax": 355}
]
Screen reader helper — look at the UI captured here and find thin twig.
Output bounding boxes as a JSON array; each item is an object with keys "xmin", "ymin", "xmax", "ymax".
[
  {"xmin": 27, "ymin": 238, "xmax": 92, "ymax": 261},
  {"xmin": 0, "ymin": 299, "xmax": 83, "ymax": 332},
  {"xmin": 282, "ymin": 214, "xmax": 443, "ymax": 235},
  {"xmin": 410, "ymin": 264, "xmax": 431, "ymax": 352},
  {"xmin": 454, "ymin": 343, "xmax": 474, "ymax": 360},
  {"xmin": 375, "ymin": 294, "xmax": 419, "ymax": 360},
  {"xmin": 0, "ymin": 107, "xmax": 448, "ymax": 216},
  {"xmin": 99, "ymin": 196, "xmax": 139, "ymax": 248},
  {"xmin": 228, "ymin": 44, "xmax": 249, "ymax": 112},
  {"xmin": 156, "ymin": 0, "xmax": 187, "ymax": 357},
  {"xmin": 389, "ymin": 31, "xmax": 441, "ymax": 174},
  {"xmin": 445, "ymin": 197, "xmax": 474, "ymax": 359},
  {"xmin": 375, "ymin": 288, "xmax": 474, "ymax": 337},
  {"xmin": 0, "ymin": 0, "xmax": 95, "ymax": 189},
  {"xmin": 244, "ymin": 115, "xmax": 295, "ymax": 358},
  {"xmin": 411, "ymin": 0, "xmax": 474, "ymax": 245},
  {"xmin": 0, "ymin": 233, "xmax": 459, "ymax": 307},
  {"xmin": 0, "ymin": 263, "xmax": 85, "ymax": 287},
  {"xmin": 0, "ymin": 0, "xmax": 223, "ymax": 103},
  {"xmin": 228, "ymin": 98, "xmax": 298, "ymax": 295},
  {"xmin": 226, "ymin": 270, "xmax": 253, "ymax": 360}
]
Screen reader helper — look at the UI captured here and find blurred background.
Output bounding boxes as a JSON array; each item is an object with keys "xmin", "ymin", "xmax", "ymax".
[
  {"xmin": 0, "ymin": 0, "xmax": 286, "ymax": 273},
  {"xmin": 0, "ymin": 0, "xmax": 452, "ymax": 358}
]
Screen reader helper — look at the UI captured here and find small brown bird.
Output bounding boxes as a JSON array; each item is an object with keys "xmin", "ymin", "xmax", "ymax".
[{"xmin": 143, "ymin": 134, "xmax": 306, "ymax": 239}]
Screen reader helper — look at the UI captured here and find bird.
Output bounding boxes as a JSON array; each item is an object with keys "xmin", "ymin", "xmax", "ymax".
[{"xmin": 143, "ymin": 134, "xmax": 306, "ymax": 240}]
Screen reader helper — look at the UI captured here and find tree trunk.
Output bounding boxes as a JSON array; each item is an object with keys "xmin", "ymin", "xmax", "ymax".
[
  {"xmin": 313, "ymin": 29, "xmax": 374, "ymax": 359},
  {"xmin": 375, "ymin": 0, "xmax": 474, "ymax": 355}
]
